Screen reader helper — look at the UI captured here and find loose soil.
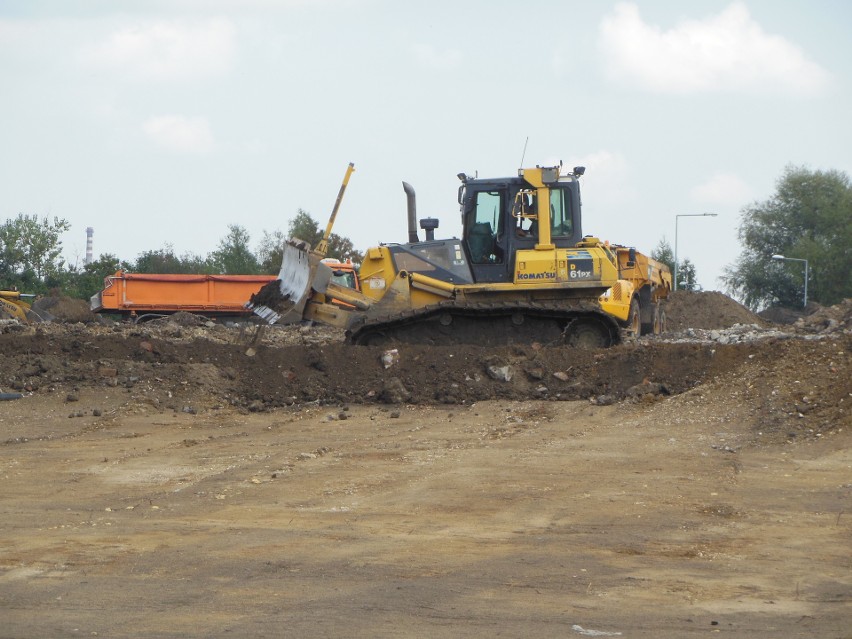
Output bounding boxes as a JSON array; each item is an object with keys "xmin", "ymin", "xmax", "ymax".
[{"xmin": 1, "ymin": 292, "xmax": 850, "ymax": 638}]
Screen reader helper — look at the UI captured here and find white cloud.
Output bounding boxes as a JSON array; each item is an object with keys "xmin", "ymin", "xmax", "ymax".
[
  {"xmin": 143, "ymin": 115, "xmax": 215, "ymax": 153},
  {"xmin": 80, "ymin": 18, "xmax": 236, "ymax": 81},
  {"xmin": 566, "ymin": 150, "xmax": 628, "ymax": 178},
  {"xmin": 562, "ymin": 150, "xmax": 636, "ymax": 210},
  {"xmin": 598, "ymin": 2, "xmax": 831, "ymax": 95},
  {"xmin": 411, "ymin": 43, "xmax": 462, "ymax": 70},
  {"xmin": 690, "ymin": 172, "xmax": 753, "ymax": 206}
]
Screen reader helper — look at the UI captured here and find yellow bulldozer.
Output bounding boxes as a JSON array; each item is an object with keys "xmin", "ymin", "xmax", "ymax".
[
  {"xmin": 249, "ymin": 163, "xmax": 670, "ymax": 347},
  {"xmin": 0, "ymin": 290, "xmax": 37, "ymax": 323}
]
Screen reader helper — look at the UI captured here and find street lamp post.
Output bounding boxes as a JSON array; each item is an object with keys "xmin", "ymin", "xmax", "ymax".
[
  {"xmin": 674, "ymin": 213, "xmax": 718, "ymax": 291},
  {"xmin": 772, "ymin": 254, "xmax": 809, "ymax": 307}
]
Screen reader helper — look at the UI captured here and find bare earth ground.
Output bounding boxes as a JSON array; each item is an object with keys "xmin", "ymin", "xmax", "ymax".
[{"xmin": 1, "ymin": 293, "xmax": 850, "ymax": 638}]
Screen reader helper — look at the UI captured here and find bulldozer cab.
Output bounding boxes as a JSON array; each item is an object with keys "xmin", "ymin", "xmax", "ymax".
[{"xmin": 460, "ymin": 171, "xmax": 582, "ymax": 283}]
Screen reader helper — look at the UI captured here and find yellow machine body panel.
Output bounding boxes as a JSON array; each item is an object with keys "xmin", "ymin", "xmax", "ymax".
[
  {"xmin": 598, "ymin": 279, "xmax": 637, "ymax": 322},
  {"xmin": 0, "ymin": 291, "xmax": 33, "ymax": 323},
  {"xmin": 514, "ymin": 247, "xmax": 619, "ymax": 287}
]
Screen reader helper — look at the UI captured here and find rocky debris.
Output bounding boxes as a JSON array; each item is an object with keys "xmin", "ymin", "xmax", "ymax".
[
  {"xmin": 658, "ymin": 299, "xmax": 851, "ymax": 345},
  {"xmin": 0, "ymin": 319, "xmax": 28, "ymax": 333},
  {"xmin": 792, "ymin": 299, "xmax": 852, "ymax": 334},
  {"xmin": 662, "ymin": 323, "xmax": 792, "ymax": 344},
  {"xmin": 149, "ymin": 311, "xmax": 209, "ymax": 327}
]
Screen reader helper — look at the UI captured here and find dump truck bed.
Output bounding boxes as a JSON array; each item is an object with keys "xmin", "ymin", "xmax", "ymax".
[{"xmin": 91, "ymin": 271, "xmax": 275, "ymax": 317}]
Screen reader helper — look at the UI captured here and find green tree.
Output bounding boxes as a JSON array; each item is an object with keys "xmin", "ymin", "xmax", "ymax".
[
  {"xmin": 676, "ymin": 259, "xmax": 698, "ymax": 291},
  {"xmin": 651, "ymin": 237, "xmax": 674, "ymax": 273},
  {"xmin": 133, "ymin": 246, "xmax": 213, "ymax": 274},
  {"xmin": 209, "ymin": 225, "xmax": 261, "ymax": 274},
  {"xmin": 257, "ymin": 229, "xmax": 286, "ymax": 275},
  {"xmin": 133, "ymin": 246, "xmax": 186, "ymax": 274},
  {"xmin": 722, "ymin": 166, "xmax": 852, "ymax": 309},
  {"xmin": 287, "ymin": 209, "xmax": 363, "ymax": 263},
  {"xmin": 651, "ymin": 237, "xmax": 698, "ymax": 291},
  {"xmin": 55, "ymin": 254, "xmax": 123, "ymax": 300},
  {"xmin": 0, "ymin": 214, "xmax": 71, "ymax": 291},
  {"xmin": 288, "ymin": 209, "xmax": 323, "ymax": 247}
]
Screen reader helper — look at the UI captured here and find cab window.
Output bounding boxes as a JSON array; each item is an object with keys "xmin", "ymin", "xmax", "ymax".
[
  {"xmin": 331, "ymin": 270, "xmax": 356, "ymax": 288},
  {"xmin": 466, "ymin": 190, "xmax": 503, "ymax": 264},
  {"xmin": 550, "ymin": 188, "xmax": 573, "ymax": 237}
]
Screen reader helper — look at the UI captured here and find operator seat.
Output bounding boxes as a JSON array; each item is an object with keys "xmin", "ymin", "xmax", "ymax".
[{"xmin": 468, "ymin": 222, "xmax": 495, "ymax": 263}]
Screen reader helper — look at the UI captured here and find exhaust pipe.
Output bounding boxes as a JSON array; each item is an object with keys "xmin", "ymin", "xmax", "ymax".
[{"xmin": 402, "ymin": 181, "xmax": 419, "ymax": 243}]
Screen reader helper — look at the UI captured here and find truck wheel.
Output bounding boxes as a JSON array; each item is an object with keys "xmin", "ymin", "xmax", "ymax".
[{"xmin": 624, "ymin": 298, "xmax": 641, "ymax": 339}]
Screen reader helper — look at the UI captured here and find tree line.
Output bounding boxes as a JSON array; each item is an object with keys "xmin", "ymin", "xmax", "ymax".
[
  {"xmin": 0, "ymin": 209, "xmax": 361, "ymax": 301},
  {"xmin": 2, "ymin": 166, "xmax": 849, "ymax": 309}
]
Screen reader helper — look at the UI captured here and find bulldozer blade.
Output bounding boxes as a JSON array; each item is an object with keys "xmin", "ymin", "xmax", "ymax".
[
  {"xmin": 246, "ymin": 238, "xmax": 333, "ymax": 325},
  {"xmin": 277, "ymin": 238, "xmax": 313, "ymax": 302},
  {"xmin": 246, "ymin": 238, "xmax": 312, "ymax": 324}
]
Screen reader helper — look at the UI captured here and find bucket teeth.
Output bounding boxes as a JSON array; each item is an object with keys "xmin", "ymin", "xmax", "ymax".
[{"xmin": 246, "ymin": 304, "xmax": 282, "ymax": 325}]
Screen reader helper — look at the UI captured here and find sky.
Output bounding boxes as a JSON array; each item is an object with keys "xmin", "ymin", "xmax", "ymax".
[{"xmin": 1, "ymin": 0, "xmax": 850, "ymax": 290}]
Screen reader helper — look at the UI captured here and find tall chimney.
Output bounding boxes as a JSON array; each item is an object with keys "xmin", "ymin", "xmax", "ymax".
[{"xmin": 85, "ymin": 227, "xmax": 94, "ymax": 265}]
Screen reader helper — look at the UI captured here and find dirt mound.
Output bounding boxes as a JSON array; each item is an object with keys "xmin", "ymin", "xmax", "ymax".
[
  {"xmin": 647, "ymin": 335, "xmax": 850, "ymax": 445},
  {"xmin": 758, "ymin": 305, "xmax": 807, "ymax": 325},
  {"xmin": 31, "ymin": 296, "xmax": 97, "ymax": 323},
  {"xmin": 1, "ymin": 319, "xmax": 849, "ymax": 445},
  {"xmin": 664, "ymin": 290, "xmax": 764, "ymax": 331}
]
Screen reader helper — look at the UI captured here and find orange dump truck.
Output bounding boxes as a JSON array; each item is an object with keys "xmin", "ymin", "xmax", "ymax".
[{"xmin": 90, "ymin": 271, "xmax": 275, "ymax": 320}]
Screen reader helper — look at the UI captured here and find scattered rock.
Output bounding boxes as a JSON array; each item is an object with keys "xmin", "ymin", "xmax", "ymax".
[
  {"xmin": 380, "ymin": 378, "xmax": 410, "ymax": 404},
  {"xmin": 486, "ymin": 365, "xmax": 513, "ymax": 382},
  {"xmin": 381, "ymin": 349, "xmax": 399, "ymax": 369},
  {"xmin": 525, "ymin": 367, "xmax": 545, "ymax": 380},
  {"xmin": 626, "ymin": 381, "xmax": 670, "ymax": 398},
  {"xmin": 247, "ymin": 400, "xmax": 265, "ymax": 413}
]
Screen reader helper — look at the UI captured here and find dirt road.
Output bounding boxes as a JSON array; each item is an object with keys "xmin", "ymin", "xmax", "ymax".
[{"xmin": 0, "ymin": 296, "xmax": 850, "ymax": 637}]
